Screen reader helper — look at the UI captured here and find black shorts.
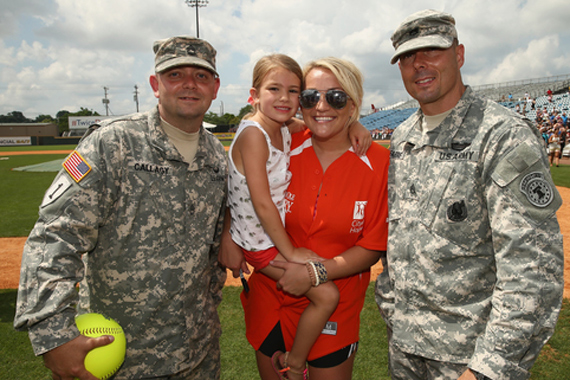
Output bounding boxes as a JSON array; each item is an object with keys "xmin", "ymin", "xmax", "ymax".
[{"xmin": 258, "ymin": 322, "xmax": 359, "ymax": 369}]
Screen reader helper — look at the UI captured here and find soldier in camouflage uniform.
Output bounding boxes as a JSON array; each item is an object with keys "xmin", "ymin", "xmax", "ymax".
[
  {"xmin": 14, "ymin": 36, "xmax": 228, "ymax": 380},
  {"xmin": 375, "ymin": 10, "xmax": 564, "ymax": 380}
]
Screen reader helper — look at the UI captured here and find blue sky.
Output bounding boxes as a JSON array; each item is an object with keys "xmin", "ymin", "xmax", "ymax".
[{"xmin": 1, "ymin": 0, "xmax": 569, "ymax": 119}]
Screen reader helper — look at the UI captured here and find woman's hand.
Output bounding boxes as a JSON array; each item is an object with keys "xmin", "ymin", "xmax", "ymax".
[
  {"xmin": 270, "ymin": 260, "xmax": 312, "ymax": 296},
  {"xmin": 287, "ymin": 247, "xmax": 324, "ymax": 264}
]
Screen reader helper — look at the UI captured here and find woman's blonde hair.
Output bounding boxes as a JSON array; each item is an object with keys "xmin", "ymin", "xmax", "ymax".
[
  {"xmin": 303, "ymin": 57, "xmax": 363, "ymax": 126},
  {"xmin": 243, "ymin": 54, "xmax": 303, "ymax": 120}
]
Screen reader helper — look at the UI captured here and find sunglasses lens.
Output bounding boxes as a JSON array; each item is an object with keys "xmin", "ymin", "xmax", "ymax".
[
  {"xmin": 326, "ymin": 90, "xmax": 348, "ymax": 109},
  {"xmin": 299, "ymin": 89, "xmax": 349, "ymax": 109},
  {"xmin": 300, "ymin": 90, "xmax": 320, "ymax": 109}
]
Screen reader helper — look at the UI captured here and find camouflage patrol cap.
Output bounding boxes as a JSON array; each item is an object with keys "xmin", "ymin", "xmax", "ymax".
[
  {"xmin": 153, "ymin": 36, "xmax": 218, "ymax": 75},
  {"xmin": 390, "ymin": 9, "xmax": 457, "ymax": 64}
]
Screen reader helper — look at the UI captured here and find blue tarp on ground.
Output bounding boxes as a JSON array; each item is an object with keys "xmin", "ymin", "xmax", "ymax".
[{"xmin": 12, "ymin": 159, "xmax": 64, "ymax": 172}]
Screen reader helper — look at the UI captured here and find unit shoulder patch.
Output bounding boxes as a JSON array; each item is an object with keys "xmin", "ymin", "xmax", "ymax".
[{"xmin": 519, "ymin": 171, "xmax": 554, "ymax": 208}]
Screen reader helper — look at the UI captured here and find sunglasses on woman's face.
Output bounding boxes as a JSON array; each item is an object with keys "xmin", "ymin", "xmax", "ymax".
[{"xmin": 299, "ymin": 89, "xmax": 350, "ymax": 110}]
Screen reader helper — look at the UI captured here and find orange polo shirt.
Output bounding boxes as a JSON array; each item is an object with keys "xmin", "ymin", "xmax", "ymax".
[{"xmin": 241, "ymin": 130, "xmax": 389, "ymax": 360}]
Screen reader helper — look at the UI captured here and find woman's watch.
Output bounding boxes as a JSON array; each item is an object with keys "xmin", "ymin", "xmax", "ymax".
[{"xmin": 471, "ymin": 369, "xmax": 490, "ymax": 380}]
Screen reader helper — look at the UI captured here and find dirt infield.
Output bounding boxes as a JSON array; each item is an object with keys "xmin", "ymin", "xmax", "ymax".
[{"xmin": 2, "ymin": 186, "xmax": 569, "ymax": 298}]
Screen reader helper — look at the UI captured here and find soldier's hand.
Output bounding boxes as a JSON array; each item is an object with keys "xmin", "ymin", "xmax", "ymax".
[
  {"xmin": 43, "ymin": 334, "xmax": 114, "ymax": 380},
  {"xmin": 457, "ymin": 369, "xmax": 478, "ymax": 380},
  {"xmin": 219, "ymin": 229, "xmax": 249, "ymax": 278}
]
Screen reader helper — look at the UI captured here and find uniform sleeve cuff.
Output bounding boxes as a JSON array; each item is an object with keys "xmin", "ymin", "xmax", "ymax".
[
  {"xmin": 469, "ymin": 342, "xmax": 530, "ymax": 380},
  {"xmin": 27, "ymin": 309, "xmax": 80, "ymax": 356}
]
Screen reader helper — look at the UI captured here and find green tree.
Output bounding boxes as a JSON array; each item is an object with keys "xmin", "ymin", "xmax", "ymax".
[
  {"xmin": 0, "ymin": 111, "xmax": 32, "ymax": 123},
  {"xmin": 203, "ymin": 111, "xmax": 223, "ymax": 125},
  {"xmin": 237, "ymin": 105, "xmax": 253, "ymax": 120},
  {"xmin": 34, "ymin": 114, "xmax": 56, "ymax": 123},
  {"xmin": 202, "ymin": 105, "xmax": 251, "ymax": 128},
  {"xmin": 56, "ymin": 108, "xmax": 100, "ymax": 134},
  {"xmin": 56, "ymin": 110, "xmax": 71, "ymax": 134}
]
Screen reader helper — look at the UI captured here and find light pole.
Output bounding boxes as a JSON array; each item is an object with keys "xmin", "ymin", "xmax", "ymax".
[
  {"xmin": 185, "ymin": 0, "xmax": 208, "ymax": 38},
  {"xmin": 102, "ymin": 87, "xmax": 110, "ymax": 116}
]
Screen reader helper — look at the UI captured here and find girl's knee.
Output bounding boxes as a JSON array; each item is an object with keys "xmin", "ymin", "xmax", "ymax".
[{"xmin": 320, "ymin": 282, "xmax": 340, "ymax": 307}]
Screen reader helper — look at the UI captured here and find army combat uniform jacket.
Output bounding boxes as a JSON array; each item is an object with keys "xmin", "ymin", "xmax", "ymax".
[
  {"xmin": 375, "ymin": 87, "xmax": 564, "ymax": 380},
  {"xmin": 14, "ymin": 106, "xmax": 228, "ymax": 379}
]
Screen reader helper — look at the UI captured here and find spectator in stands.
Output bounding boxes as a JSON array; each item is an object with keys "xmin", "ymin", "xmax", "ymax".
[
  {"xmin": 550, "ymin": 109, "xmax": 560, "ymax": 124},
  {"xmin": 547, "ymin": 88, "xmax": 553, "ymax": 102},
  {"xmin": 558, "ymin": 122, "xmax": 566, "ymax": 159},
  {"xmin": 540, "ymin": 124, "xmax": 550, "ymax": 145},
  {"xmin": 376, "ymin": 9, "xmax": 564, "ymax": 380},
  {"xmin": 526, "ymin": 95, "xmax": 533, "ymax": 110},
  {"xmin": 548, "ymin": 124, "xmax": 562, "ymax": 166}
]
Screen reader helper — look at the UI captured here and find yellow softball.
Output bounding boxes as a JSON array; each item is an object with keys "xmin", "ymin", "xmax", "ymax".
[{"xmin": 75, "ymin": 313, "xmax": 126, "ymax": 379}]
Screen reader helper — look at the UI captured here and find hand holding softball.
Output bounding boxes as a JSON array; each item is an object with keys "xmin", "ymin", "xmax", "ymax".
[
  {"xmin": 75, "ymin": 313, "xmax": 127, "ymax": 379},
  {"xmin": 42, "ymin": 334, "xmax": 115, "ymax": 380}
]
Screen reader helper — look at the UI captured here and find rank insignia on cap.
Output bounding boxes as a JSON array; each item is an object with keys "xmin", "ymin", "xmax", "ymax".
[
  {"xmin": 63, "ymin": 150, "xmax": 91, "ymax": 182},
  {"xmin": 519, "ymin": 172, "xmax": 553, "ymax": 208}
]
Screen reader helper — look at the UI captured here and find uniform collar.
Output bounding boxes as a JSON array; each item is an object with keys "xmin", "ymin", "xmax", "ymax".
[
  {"xmin": 398, "ymin": 86, "xmax": 482, "ymax": 150},
  {"xmin": 147, "ymin": 105, "xmax": 221, "ymax": 170}
]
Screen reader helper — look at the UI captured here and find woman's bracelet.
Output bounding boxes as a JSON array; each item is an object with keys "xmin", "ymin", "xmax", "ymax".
[
  {"xmin": 306, "ymin": 261, "xmax": 328, "ymax": 287},
  {"xmin": 306, "ymin": 261, "xmax": 318, "ymax": 286},
  {"xmin": 313, "ymin": 261, "xmax": 328, "ymax": 285}
]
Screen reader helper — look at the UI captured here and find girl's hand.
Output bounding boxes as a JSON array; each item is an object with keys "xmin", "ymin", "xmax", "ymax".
[
  {"xmin": 285, "ymin": 117, "xmax": 307, "ymax": 134},
  {"xmin": 348, "ymin": 121, "xmax": 372, "ymax": 155}
]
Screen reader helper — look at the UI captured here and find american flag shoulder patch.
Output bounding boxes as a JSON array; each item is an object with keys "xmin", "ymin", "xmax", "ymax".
[{"xmin": 62, "ymin": 150, "xmax": 92, "ymax": 182}]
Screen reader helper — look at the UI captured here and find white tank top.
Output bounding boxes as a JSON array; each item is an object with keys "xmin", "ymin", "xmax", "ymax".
[{"xmin": 228, "ymin": 120, "xmax": 292, "ymax": 251}]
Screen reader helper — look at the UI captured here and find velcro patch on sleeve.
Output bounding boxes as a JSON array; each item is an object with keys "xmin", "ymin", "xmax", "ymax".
[
  {"xmin": 62, "ymin": 150, "xmax": 92, "ymax": 182},
  {"xmin": 41, "ymin": 175, "xmax": 72, "ymax": 207}
]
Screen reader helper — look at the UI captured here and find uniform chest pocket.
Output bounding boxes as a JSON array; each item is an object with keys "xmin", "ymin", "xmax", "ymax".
[
  {"xmin": 124, "ymin": 167, "xmax": 185, "ymax": 243},
  {"xmin": 419, "ymin": 164, "xmax": 488, "ymax": 252}
]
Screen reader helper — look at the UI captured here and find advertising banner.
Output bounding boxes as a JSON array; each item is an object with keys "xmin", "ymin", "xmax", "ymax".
[
  {"xmin": 69, "ymin": 116, "xmax": 111, "ymax": 130},
  {"xmin": 0, "ymin": 136, "xmax": 32, "ymax": 146}
]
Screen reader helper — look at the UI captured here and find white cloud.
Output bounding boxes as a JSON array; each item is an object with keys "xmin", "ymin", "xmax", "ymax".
[
  {"xmin": 466, "ymin": 34, "xmax": 567, "ymax": 86},
  {"xmin": 0, "ymin": 0, "xmax": 569, "ymax": 118}
]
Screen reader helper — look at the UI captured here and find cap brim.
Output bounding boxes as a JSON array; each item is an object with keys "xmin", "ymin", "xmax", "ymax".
[
  {"xmin": 390, "ymin": 35, "xmax": 453, "ymax": 64},
  {"xmin": 156, "ymin": 57, "xmax": 218, "ymax": 76}
]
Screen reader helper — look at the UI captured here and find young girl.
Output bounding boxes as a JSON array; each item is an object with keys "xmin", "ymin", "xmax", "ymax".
[{"xmin": 227, "ymin": 54, "xmax": 369, "ymax": 379}]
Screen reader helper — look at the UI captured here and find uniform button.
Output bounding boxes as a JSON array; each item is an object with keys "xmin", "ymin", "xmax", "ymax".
[
  {"xmin": 314, "ymin": 169, "xmax": 320, "ymax": 175},
  {"xmin": 311, "ymin": 185, "xmax": 317, "ymax": 190}
]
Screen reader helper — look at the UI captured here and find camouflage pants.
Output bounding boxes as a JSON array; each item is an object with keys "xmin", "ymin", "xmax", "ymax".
[
  {"xmin": 137, "ymin": 340, "xmax": 221, "ymax": 380},
  {"xmin": 388, "ymin": 329, "xmax": 468, "ymax": 380}
]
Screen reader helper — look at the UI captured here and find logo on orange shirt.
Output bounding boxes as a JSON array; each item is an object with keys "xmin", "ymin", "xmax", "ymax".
[
  {"xmin": 353, "ymin": 201, "xmax": 367, "ymax": 219},
  {"xmin": 350, "ymin": 201, "xmax": 367, "ymax": 234}
]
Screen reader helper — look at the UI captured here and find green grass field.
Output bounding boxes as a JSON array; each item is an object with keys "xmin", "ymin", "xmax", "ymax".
[{"xmin": 1, "ymin": 144, "xmax": 569, "ymax": 379}]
